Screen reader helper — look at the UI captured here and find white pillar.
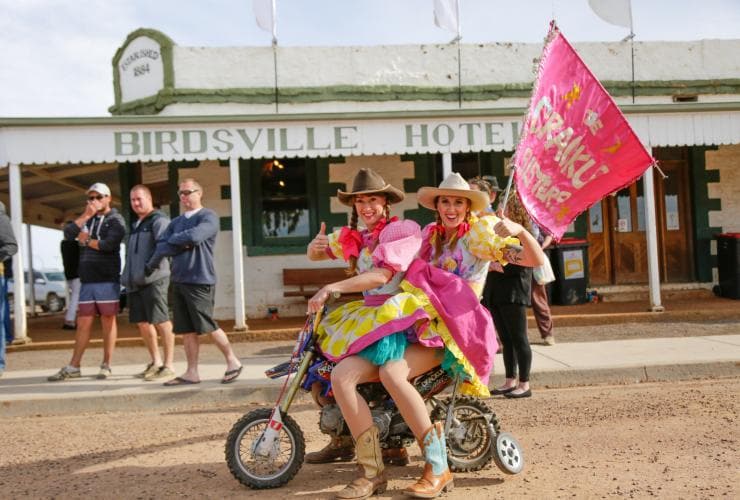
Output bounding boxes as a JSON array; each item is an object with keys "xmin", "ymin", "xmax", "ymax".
[
  {"xmin": 26, "ymin": 224, "xmax": 37, "ymax": 316},
  {"xmin": 229, "ymin": 157, "xmax": 247, "ymax": 331},
  {"xmin": 643, "ymin": 162, "xmax": 664, "ymax": 312},
  {"xmin": 442, "ymin": 153, "xmax": 452, "ymax": 178},
  {"xmin": 9, "ymin": 163, "xmax": 28, "ymax": 341}
]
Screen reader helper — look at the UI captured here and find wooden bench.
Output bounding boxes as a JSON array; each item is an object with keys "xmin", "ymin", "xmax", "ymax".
[{"xmin": 282, "ymin": 267, "xmax": 363, "ymax": 301}]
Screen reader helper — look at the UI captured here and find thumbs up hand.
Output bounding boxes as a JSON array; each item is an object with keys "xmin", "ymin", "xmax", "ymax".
[{"xmin": 308, "ymin": 222, "xmax": 329, "ymax": 258}]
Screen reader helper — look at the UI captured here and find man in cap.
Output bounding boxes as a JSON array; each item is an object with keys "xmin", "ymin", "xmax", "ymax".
[{"xmin": 48, "ymin": 183, "xmax": 126, "ymax": 381}]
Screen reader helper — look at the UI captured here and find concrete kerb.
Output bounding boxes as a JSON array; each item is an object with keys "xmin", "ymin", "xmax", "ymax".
[
  {"xmin": 530, "ymin": 361, "xmax": 740, "ymax": 389},
  {"xmin": 2, "ymin": 361, "xmax": 738, "ymax": 418}
]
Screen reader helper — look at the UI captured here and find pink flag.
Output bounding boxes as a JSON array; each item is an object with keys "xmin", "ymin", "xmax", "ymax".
[{"xmin": 513, "ymin": 25, "xmax": 654, "ymax": 240}]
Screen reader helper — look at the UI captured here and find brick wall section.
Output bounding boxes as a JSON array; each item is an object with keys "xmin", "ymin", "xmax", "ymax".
[{"xmin": 706, "ymin": 145, "xmax": 740, "ymax": 233}]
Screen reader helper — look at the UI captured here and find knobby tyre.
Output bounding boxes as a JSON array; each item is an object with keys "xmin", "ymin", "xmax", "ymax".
[
  {"xmin": 225, "ymin": 408, "xmax": 306, "ymax": 489},
  {"xmin": 432, "ymin": 395, "xmax": 499, "ymax": 472}
]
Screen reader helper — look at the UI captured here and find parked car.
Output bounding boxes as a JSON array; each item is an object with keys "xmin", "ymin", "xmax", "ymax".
[{"xmin": 8, "ymin": 269, "xmax": 67, "ymax": 313}]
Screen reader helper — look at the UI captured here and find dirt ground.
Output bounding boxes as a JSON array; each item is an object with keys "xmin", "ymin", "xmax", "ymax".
[{"xmin": 0, "ymin": 377, "xmax": 736, "ymax": 499}]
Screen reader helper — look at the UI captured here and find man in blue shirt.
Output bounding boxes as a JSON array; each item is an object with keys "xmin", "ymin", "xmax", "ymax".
[{"xmin": 147, "ymin": 178, "xmax": 242, "ymax": 385}]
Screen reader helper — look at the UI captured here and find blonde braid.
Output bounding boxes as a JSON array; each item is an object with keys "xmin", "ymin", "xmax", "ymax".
[{"xmin": 432, "ymin": 213, "xmax": 444, "ymax": 264}]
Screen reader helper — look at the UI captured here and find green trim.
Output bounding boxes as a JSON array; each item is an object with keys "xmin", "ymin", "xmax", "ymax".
[
  {"xmin": 167, "ymin": 163, "xmax": 179, "ymax": 217},
  {"xmin": 111, "ymin": 28, "xmax": 176, "ymax": 111},
  {"xmin": 6, "ymin": 101, "xmax": 740, "ymax": 127},
  {"xmin": 221, "ymin": 185, "xmax": 231, "ymax": 200},
  {"xmin": 315, "ymin": 157, "xmax": 347, "ymax": 234},
  {"xmin": 107, "ymin": 80, "xmax": 740, "ymax": 115},
  {"xmin": 400, "ymin": 155, "xmax": 438, "ymax": 227},
  {"xmin": 117, "ymin": 162, "xmax": 137, "ymax": 226},
  {"xmin": 689, "ymin": 146, "xmax": 721, "ymax": 282}
]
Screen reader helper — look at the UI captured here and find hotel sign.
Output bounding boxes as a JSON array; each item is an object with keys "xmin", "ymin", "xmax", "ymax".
[
  {"xmin": 112, "ymin": 118, "xmax": 522, "ymax": 159},
  {"xmin": 0, "ymin": 116, "xmax": 522, "ymax": 165}
]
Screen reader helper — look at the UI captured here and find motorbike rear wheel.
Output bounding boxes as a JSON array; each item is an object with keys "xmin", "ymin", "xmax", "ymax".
[
  {"xmin": 225, "ymin": 408, "xmax": 305, "ymax": 489},
  {"xmin": 433, "ymin": 396, "xmax": 499, "ymax": 472}
]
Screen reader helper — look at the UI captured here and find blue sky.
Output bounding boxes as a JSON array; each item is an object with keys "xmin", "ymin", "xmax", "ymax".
[{"xmin": 2, "ymin": 0, "xmax": 739, "ymax": 270}]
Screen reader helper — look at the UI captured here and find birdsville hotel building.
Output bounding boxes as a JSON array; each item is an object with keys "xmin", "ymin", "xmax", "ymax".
[{"xmin": 1, "ymin": 28, "xmax": 739, "ymax": 337}]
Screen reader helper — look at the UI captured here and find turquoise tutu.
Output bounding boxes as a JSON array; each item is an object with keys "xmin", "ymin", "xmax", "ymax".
[{"xmin": 358, "ymin": 331, "xmax": 409, "ymax": 366}]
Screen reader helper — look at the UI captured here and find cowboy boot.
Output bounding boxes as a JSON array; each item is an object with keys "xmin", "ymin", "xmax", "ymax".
[
  {"xmin": 382, "ymin": 446, "xmax": 410, "ymax": 466},
  {"xmin": 306, "ymin": 435, "xmax": 356, "ymax": 464},
  {"xmin": 336, "ymin": 425, "xmax": 387, "ymax": 499},
  {"xmin": 404, "ymin": 422, "xmax": 453, "ymax": 498}
]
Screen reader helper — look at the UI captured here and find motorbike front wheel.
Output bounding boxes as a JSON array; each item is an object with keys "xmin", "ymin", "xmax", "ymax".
[
  {"xmin": 433, "ymin": 396, "xmax": 499, "ymax": 472},
  {"xmin": 225, "ymin": 408, "xmax": 305, "ymax": 489}
]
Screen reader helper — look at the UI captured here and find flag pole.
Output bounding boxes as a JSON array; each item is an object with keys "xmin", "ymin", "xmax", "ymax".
[
  {"xmin": 271, "ymin": 0, "xmax": 279, "ymax": 113},
  {"xmin": 500, "ymin": 162, "xmax": 516, "ymax": 217},
  {"xmin": 455, "ymin": 0, "xmax": 462, "ymax": 108}
]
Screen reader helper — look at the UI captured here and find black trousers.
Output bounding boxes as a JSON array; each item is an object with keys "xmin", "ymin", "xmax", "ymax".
[{"xmin": 491, "ymin": 303, "xmax": 532, "ymax": 382}]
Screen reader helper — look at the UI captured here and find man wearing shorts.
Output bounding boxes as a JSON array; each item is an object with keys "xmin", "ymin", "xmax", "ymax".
[
  {"xmin": 121, "ymin": 185, "xmax": 175, "ymax": 382},
  {"xmin": 146, "ymin": 178, "xmax": 242, "ymax": 386},
  {"xmin": 49, "ymin": 183, "xmax": 126, "ymax": 381}
]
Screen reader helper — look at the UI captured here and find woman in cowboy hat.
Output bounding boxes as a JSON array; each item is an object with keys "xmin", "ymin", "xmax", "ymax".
[
  {"xmin": 374, "ymin": 172, "xmax": 545, "ymax": 497},
  {"xmin": 306, "ymin": 167, "xmax": 429, "ymax": 499}
]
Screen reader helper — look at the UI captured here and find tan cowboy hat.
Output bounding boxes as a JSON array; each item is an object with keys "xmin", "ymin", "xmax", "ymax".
[
  {"xmin": 337, "ymin": 168, "xmax": 405, "ymax": 206},
  {"xmin": 417, "ymin": 172, "xmax": 490, "ymax": 213}
]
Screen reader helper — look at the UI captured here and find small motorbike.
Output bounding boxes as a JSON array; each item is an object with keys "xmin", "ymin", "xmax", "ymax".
[{"xmin": 225, "ymin": 306, "xmax": 525, "ymax": 489}]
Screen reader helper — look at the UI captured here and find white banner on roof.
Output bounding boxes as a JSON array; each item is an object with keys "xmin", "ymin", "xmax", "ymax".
[{"xmin": 0, "ymin": 116, "xmax": 522, "ymax": 165}]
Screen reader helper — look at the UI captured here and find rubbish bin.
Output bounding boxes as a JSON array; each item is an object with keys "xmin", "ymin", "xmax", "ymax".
[
  {"xmin": 549, "ymin": 238, "xmax": 589, "ymax": 305},
  {"xmin": 715, "ymin": 233, "xmax": 740, "ymax": 299}
]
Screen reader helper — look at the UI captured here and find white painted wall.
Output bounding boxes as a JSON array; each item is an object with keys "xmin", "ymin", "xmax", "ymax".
[{"xmin": 170, "ymin": 40, "xmax": 740, "ymax": 98}]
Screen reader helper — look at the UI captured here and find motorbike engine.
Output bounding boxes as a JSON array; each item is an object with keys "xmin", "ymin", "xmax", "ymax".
[
  {"xmin": 318, "ymin": 403, "xmax": 393, "ymax": 441},
  {"xmin": 371, "ymin": 409, "xmax": 392, "ymax": 440},
  {"xmin": 318, "ymin": 404, "xmax": 346, "ymax": 436}
]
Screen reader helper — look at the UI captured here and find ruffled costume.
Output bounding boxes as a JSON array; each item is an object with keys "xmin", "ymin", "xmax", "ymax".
[
  {"xmin": 316, "ymin": 214, "xmax": 518, "ymax": 398},
  {"xmin": 399, "ymin": 215, "xmax": 520, "ymax": 397},
  {"xmin": 316, "ymin": 219, "xmax": 427, "ymax": 363}
]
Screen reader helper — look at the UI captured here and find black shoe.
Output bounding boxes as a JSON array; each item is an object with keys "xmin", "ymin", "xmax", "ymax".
[
  {"xmin": 491, "ymin": 386, "xmax": 515, "ymax": 396},
  {"xmin": 504, "ymin": 389, "xmax": 532, "ymax": 399},
  {"xmin": 62, "ymin": 323, "xmax": 76, "ymax": 330}
]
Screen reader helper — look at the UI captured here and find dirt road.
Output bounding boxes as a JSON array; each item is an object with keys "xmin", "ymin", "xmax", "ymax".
[{"xmin": 1, "ymin": 377, "xmax": 736, "ymax": 499}]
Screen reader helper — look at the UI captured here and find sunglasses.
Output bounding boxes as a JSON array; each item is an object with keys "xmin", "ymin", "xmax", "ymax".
[
  {"xmin": 87, "ymin": 195, "xmax": 105, "ymax": 201},
  {"xmin": 178, "ymin": 189, "xmax": 199, "ymax": 196}
]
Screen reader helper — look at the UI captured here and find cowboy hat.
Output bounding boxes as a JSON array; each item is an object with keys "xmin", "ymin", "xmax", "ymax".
[
  {"xmin": 417, "ymin": 172, "xmax": 490, "ymax": 213},
  {"xmin": 337, "ymin": 168, "xmax": 405, "ymax": 206},
  {"xmin": 482, "ymin": 175, "xmax": 503, "ymax": 193}
]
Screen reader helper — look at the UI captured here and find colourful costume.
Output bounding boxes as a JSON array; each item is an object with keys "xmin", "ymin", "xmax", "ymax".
[
  {"xmin": 401, "ymin": 214, "xmax": 519, "ymax": 397},
  {"xmin": 316, "ymin": 219, "xmax": 426, "ymax": 361},
  {"xmin": 317, "ymin": 214, "xmax": 517, "ymax": 398}
]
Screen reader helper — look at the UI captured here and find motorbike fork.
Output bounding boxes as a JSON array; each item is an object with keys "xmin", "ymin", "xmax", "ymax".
[
  {"xmin": 253, "ymin": 310, "xmax": 324, "ymax": 458},
  {"xmin": 443, "ymin": 375, "xmax": 461, "ymax": 436}
]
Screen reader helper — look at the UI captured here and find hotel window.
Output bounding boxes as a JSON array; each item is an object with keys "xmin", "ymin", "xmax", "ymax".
[{"xmin": 242, "ymin": 157, "xmax": 320, "ymax": 255}]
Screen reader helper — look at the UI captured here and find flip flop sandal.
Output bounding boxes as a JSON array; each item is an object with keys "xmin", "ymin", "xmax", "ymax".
[
  {"xmin": 221, "ymin": 365, "xmax": 243, "ymax": 384},
  {"xmin": 163, "ymin": 376, "xmax": 200, "ymax": 386}
]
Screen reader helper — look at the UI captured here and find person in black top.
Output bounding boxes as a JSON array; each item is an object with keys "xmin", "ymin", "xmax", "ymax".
[
  {"xmin": 485, "ymin": 188, "xmax": 535, "ymax": 399},
  {"xmin": 48, "ymin": 183, "xmax": 126, "ymax": 382},
  {"xmin": 60, "ymin": 222, "xmax": 80, "ymax": 330}
]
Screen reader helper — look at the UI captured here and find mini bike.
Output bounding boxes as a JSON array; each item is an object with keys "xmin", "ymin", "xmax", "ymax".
[{"xmin": 225, "ymin": 307, "xmax": 524, "ymax": 489}]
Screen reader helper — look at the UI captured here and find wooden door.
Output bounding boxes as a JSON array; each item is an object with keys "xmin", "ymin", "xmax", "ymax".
[
  {"xmin": 653, "ymin": 151, "xmax": 694, "ymax": 282},
  {"xmin": 586, "ymin": 199, "xmax": 612, "ymax": 284},
  {"xmin": 609, "ymin": 182, "xmax": 649, "ymax": 284},
  {"xmin": 587, "ymin": 147, "xmax": 695, "ymax": 285}
]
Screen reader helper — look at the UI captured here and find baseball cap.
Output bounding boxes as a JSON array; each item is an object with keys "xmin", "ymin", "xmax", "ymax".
[{"xmin": 86, "ymin": 182, "xmax": 111, "ymax": 197}]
